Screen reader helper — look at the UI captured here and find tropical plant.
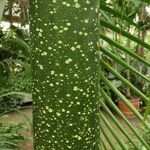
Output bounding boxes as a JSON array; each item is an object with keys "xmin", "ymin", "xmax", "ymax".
[
  {"xmin": 0, "ymin": 105, "xmax": 32, "ymax": 150},
  {"xmin": 0, "ymin": 122, "xmax": 26, "ymax": 150},
  {"xmin": 29, "ymin": 0, "xmax": 150, "ymax": 149},
  {"xmin": 126, "ymin": 125, "xmax": 150, "ymax": 150},
  {"xmin": 100, "ymin": 0, "xmax": 150, "ymax": 149},
  {"xmin": 0, "ymin": 25, "xmax": 31, "ymax": 113},
  {"xmin": 106, "ymin": 58, "xmax": 150, "ymax": 99}
]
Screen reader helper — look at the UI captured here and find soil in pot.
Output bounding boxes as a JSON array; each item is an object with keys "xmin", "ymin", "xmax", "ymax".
[{"xmin": 117, "ymin": 97, "xmax": 140, "ymax": 118}]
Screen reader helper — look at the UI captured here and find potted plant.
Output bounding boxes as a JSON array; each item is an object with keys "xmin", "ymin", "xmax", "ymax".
[{"xmin": 117, "ymin": 58, "xmax": 150, "ymax": 117}]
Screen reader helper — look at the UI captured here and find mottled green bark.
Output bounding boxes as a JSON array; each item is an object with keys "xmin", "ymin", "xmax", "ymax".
[{"xmin": 29, "ymin": 1, "xmax": 100, "ymax": 149}]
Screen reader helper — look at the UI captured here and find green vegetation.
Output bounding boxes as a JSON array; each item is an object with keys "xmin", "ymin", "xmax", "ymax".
[
  {"xmin": 0, "ymin": 26, "xmax": 31, "ymax": 113},
  {"xmin": 0, "ymin": 122, "xmax": 26, "ymax": 150},
  {"xmin": 0, "ymin": 0, "xmax": 150, "ymax": 149}
]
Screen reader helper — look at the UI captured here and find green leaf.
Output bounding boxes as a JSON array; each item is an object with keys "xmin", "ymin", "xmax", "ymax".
[
  {"xmin": 100, "ymin": 4, "xmax": 140, "ymax": 29},
  {"xmin": 101, "ymin": 112, "xmax": 128, "ymax": 150},
  {"xmin": 131, "ymin": 0, "xmax": 142, "ymax": 6},
  {"xmin": 100, "ymin": 46, "xmax": 150, "ymax": 82},
  {"xmin": 100, "ymin": 33, "xmax": 150, "ymax": 67},
  {"xmin": 143, "ymin": 99, "xmax": 150, "ymax": 122},
  {"xmin": 0, "ymin": 92, "xmax": 32, "ymax": 100},
  {"xmin": 101, "ymin": 101, "xmax": 139, "ymax": 150},
  {"xmin": 99, "ymin": 70, "xmax": 150, "ymax": 130},
  {"xmin": 101, "ymin": 127, "xmax": 116, "ymax": 150},
  {"xmin": 138, "ymin": 0, "xmax": 150, "ymax": 4},
  {"xmin": 100, "ymin": 87, "xmax": 150, "ymax": 149},
  {"xmin": 100, "ymin": 59, "xmax": 149, "ymax": 104},
  {"xmin": 100, "ymin": 139, "xmax": 108, "ymax": 150},
  {"xmin": 100, "ymin": 19, "xmax": 150, "ymax": 50}
]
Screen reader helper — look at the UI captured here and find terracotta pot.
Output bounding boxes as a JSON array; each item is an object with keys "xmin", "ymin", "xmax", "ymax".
[{"xmin": 117, "ymin": 97, "xmax": 140, "ymax": 118}]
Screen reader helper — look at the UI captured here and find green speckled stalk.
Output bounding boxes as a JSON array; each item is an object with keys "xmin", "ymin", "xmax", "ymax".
[{"xmin": 29, "ymin": 1, "xmax": 100, "ymax": 149}]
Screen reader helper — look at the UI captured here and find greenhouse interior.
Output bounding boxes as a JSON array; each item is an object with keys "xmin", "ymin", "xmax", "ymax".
[{"xmin": 0, "ymin": 0, "xmax": 150, "ymax": 150}]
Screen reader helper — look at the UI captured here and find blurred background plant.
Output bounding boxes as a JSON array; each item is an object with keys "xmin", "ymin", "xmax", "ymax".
[
  {"xmin": 100, "ymin": 0, "xmax": 150, "ymax": 105},
  {"xmin": 0, "ymin": 24, "xmax": 31, "ymax": 114},
  {"xmin": 126, "ymin": 125, "xmax": 150, "ymax": 150},
  {"xmin": 0, "ymin": 1, "xmax": 32, "ymax": 149},
  {"xmin": 0, "ymin": 122, "xmax": 26, "ymax": 150}
]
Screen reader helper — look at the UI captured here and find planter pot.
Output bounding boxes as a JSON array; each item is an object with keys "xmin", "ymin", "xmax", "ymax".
[{"xmin": 117, "ymin": 97, "xmax": 140, "ymax": 118}]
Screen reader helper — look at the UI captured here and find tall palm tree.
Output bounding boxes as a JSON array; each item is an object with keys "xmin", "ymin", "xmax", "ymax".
[
  {"xmin": 29, "ymin": 1, "xmax": 100, "ymax": 149},
  {"xmin": 29, "ymin": 0, "xmax": 150, "ymax": 149}
]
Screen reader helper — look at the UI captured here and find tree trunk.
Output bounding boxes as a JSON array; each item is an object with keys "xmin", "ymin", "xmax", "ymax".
[
  {"xmin": 0, "ymin": 0, "xmax": 6, "ymax": 21},
  {"xmin": 29, "ymin": 1, "xmax": 100, "ymax": 149},
  {"xmin": 137, "ymin": 4, "xmax": 147, "ymax": 58},
  {"xmin": 8, "ymin": 0, "xmax": 13, "ymax": 25}
]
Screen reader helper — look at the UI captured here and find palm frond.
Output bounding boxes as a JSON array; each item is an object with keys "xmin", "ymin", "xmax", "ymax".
[
  {"xmin": 100, "ymin": 19, "xmax": 150, "ymax": 50},
  {"xmin": 100, "ymin": 1, "xmax": 150, "ymax": 148}
]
